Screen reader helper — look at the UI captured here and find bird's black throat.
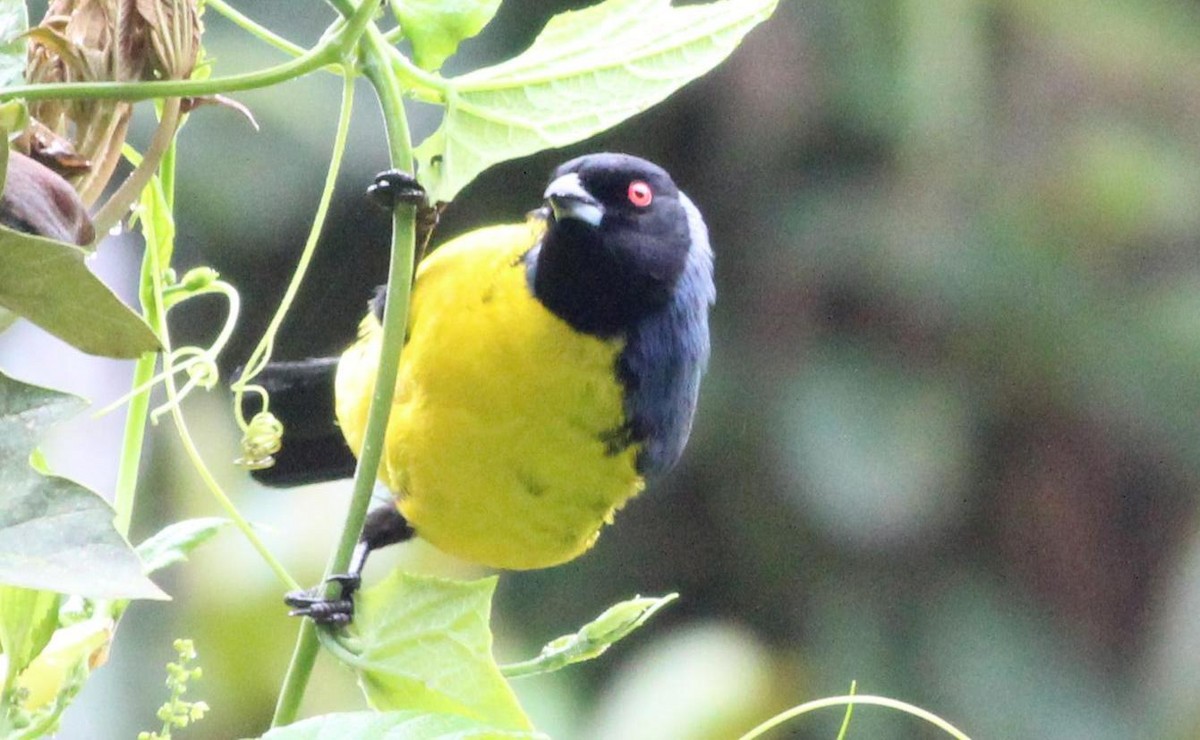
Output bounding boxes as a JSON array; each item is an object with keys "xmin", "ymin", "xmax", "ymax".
[{"xmin": 531, "ymin": 217, "xmax": 686, "ymax": 338}]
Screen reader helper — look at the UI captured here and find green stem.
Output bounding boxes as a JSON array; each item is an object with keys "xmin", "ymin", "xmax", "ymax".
[
  {"xmin": 0, "ymin": 0, "xmax": 378, "ymax": 104},
  {"xmin": 139, "ymin": 201, "xmax": 299, "ymax": 591},
  {"xmin": 735, "ymin": 695, "xmax": 971, "ymax": 740},
  {"xmin": 110, "ymin": 112, "xmax": 295, "ymax": 590},
  {"xmin": 271, "ymin": 23, "xmax": 418, "ymax": 729},
  {"xmin": 315, "ymin": 628, "xmax": 366, "ymax": 667},
  {"xmin": 3, "ymin": 50, "xmax": 322, "ymax": 103},
  {"xmin": 164, "ymin": 398, "xmax": 299, "ymax": 590},
  {"xmin": 92, "ymin": 97, "xmax": 183, "ymax": 238},
  {"xmin": 111, "ymin": 119, "xmax": 182, "ymax": 536},
  {"xmin": 206, "ymin": 0, "xmax": 308, "ymax": 57},
  {"xmin": 160, "ymin": 127, "xmax": 177, "ymax": 211},
  {"xmin": 332, "ymin": 27, "xmax": 419, "ymax": 580},
  {"xmin": 112, "ymin": 351, "xmax": 156, "ymax": 537},
  {"xmin": 835, "ymin": 681, "xmax": 858, "ymax": 740},
  {"xmin": 231, "ymin": 69, "xmax": 357, "ymax": 430},
  {"xmin": 386, "ymin": 44, "xmax": 449, "ymax": 100},
  {"xmin": 499, "ymin": 655, "xmax": 561, "ymax": 680}
]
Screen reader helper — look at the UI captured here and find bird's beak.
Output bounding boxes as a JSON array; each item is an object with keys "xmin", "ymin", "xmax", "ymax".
[{"xmin": 544, "ymin": 172, "xmax": 604, "ymax": 227}]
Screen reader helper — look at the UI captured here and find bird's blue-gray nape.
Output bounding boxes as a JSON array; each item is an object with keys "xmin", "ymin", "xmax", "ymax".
[{"xmin": 618, "ymin": 193, "xmax": 715, "ymax": 476}]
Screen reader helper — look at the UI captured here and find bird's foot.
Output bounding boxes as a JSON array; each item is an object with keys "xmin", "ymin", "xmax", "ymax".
[
  {"xmin": 284, "ymin": 573, "xmax": 361, "ymax": 627},
  {"xmin": 367, "ymin": 169, "xmax": 442, "ymax": 253},
  {"xmin": 367, "ymin": 169, "xmax": 428, "ymax": 210}
]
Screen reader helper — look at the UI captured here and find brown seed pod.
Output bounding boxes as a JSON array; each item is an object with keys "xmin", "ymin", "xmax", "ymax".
[
  {"xmin": 1, "ymin": 150, "xmax": 97, "ymax": 246},
  {"xmin": 25, "ymin": 0, "xmax": 131, "ymax": 206},
  {"xmin": 22, "ymin": 1, "xmax": 201, "ymax": 205}
]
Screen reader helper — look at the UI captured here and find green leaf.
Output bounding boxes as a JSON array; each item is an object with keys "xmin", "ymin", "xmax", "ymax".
[
  {"xmin": 343, "ymin": 573, "xmax": 531, "ymax": 731},
  {"xmin": 0, "ymin": 0, "xmax": 27, "ymax": 89},
  {"xmin": 8, "ymin": 617, "xmax": 113, "ymax": 720},
  {"xmin": 134, "ymin": 153, "xmax": 175, "ymax": 272},
  {"xmin": 135, "ymin": 517, "xmax": 230, "ymax": 575},
  {"xmin": 0, "ymin": 586, "xmax": 60, "ymax": 690},
  {"xmin": 414, "ymin": 0, "xmax": 779, "ymax": 202},
  {"xmin": 0, "ymin": 100, "xmax": 27, "ymax": 137},
  {"xmin": 0, "ymin": 371, "xmax": 168, "ymax": 600},
  {"xmin": 501, "ymin": 593, "xmax": 676, "ymax": 678},
  {"xmin": 393, "ymin": 0, "xmax": 502, "ymax": 72},
  {"xmin": 0, "ymin": 226, "xmax": 160, "ymax": 358},
  {"xmin": 259, "ymin": 710, "xmax": 547, "ymax": 740}
]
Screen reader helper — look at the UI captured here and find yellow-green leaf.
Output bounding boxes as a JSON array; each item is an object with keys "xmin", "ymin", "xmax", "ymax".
[
  {"xmin": 501, "ymin": 593, "xmax": 677, "ymax": 678},
  {"xmin": 259, "ymin": 710, "xmax": 547, "ymax": 740},
  {"xmin": 0, "ymin": 585, "xmax": 60, "ymax": 690},
  {"xmin": 414, "ymin": 0, "xmax": 779, "ymax": 202},
  {"xmin": 393, "ymin": 0, "xmax": 502, "ymax": 71},
  {"xmin": 342, "ymin": 573, "xmax": 531, "ymax": 732}
]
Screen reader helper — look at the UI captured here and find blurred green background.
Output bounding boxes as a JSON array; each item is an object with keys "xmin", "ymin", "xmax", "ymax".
[{"xmin": 10, "ymin": 0, "xmax": 1200, "ymax": 737}]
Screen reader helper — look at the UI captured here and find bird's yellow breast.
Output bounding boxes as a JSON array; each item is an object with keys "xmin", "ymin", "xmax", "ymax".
[{"xmin": 335, "ymin": 221, "xmax": 644, "ymax": 569}]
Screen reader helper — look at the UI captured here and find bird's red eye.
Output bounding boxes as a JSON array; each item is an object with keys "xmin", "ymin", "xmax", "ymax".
[{"xmin": 627, "ymin": 180, "xmax": 653, "ymax": 207}]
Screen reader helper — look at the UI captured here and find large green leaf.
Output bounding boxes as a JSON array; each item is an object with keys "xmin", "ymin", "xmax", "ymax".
[
  {"xmin": 342, "ymin": 573, "xmax": 531, "ymax": 732},
  {"xmin": 0, "ymin": 0, "xmax": 26, "ymax": 89},
  {"xmin": 393, "ymin": 0, "xmax": 502, "ymax": 71},
  {"xmin": 414, "ymin": 0, "xmax": 779, "ymax": 202},
  {"xmin": 259, "ymin": 710, "xmax": 546, "ymax": 740},
  {"xmin": 0, "ymin": 371, "xmax": 167, "ymax": 600},
  {"xmin": 0, "ymin": 226, "xmax": 160, "ymax": 358}
]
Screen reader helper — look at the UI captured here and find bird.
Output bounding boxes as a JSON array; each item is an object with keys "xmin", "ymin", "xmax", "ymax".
[{"xmin": 250, "ymin": 153, "xmax": 714, "ymax": 625}]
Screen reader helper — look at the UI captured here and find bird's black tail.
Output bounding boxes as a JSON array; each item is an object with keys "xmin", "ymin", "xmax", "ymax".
[{"xmin": 239, "ymin": 358, "xmax": 358, "ymax": 487}]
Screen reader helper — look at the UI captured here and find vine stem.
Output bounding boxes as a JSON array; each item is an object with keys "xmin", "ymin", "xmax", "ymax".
[
  {"xmin": 0, "ymin": 0, "xmax": 379, "ymax": 104},
  {"xmin": 162, "ymin": 390, "xmax": 299, "ymax": 591},
  {"xmin": 140, "ymin": 193, "xmax": 300, "ymax": 592},
  {"xmin": 206, "ymin": 0, "xmax": 308, "ymax": 58},
  {"xmin": 111, "ymin": 331, "xmax": 157, "ymax": 537},
  {"xmin": 271, "ymin": 20, "xmax": 418, "ymax": 729},
  {"xmin": 106, "ymin": 0, "xmax": 375, "ymax": 582},
  {"xmin": 231, "ymin": 67, "xmax": 357, "ymax": 430},
  {"xmin": 735, "ymin": 695, "xmax": 971, "ymax": 740},
  {"xmin": 92, "ymin": 97, "xmax": 182, "ymax": 239},
  {"xmin": 111, "ymin": 106, "xmax": 182, "ymax": 537},
  {"xmin": 111, "ymin": 106, "xmax": 182, "ymax": 539}
]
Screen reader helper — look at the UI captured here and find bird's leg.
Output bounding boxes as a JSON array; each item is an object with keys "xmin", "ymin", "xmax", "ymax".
[
  {"xmin": 284, "ymin": 506, "xmax": 414, "ymax": 626},
  {"xmin": 367, "ymin": 169, "xmax": 443, "ymax": 263}
]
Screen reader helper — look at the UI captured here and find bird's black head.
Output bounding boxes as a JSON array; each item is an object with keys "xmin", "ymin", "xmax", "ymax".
[{"xmin": 531, "ymin": 153, "xmax": 694, "ymax": 337}]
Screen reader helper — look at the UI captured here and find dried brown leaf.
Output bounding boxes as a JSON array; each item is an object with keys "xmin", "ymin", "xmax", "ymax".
[
  {"xmin": 181, "ymin": 94, "xmax": 259, "ymax": 131},
  {"xmin": 13, "ymin": 121, "xmax": 93, "ymax": 177}
]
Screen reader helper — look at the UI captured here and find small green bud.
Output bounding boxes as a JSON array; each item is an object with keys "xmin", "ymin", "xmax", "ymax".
[
  {"xmin": 236, "ymin": 411, "xmax": 284, "ymax": 470},
  {"xmin": 178, "ymin": 268, "xmax": 218, "ymax": 293}
]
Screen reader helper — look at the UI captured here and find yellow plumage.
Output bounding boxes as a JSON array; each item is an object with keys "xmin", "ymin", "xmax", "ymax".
[{"xmin": 334, "ymin": 220, "xmax": 645, "ymax": 569}]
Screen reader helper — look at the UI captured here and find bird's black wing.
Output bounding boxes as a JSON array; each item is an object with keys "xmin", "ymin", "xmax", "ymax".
[
  {"xmin": 242, "ymin": 356, "xmax": 357, "ymax": 487},
  {"xmin": 618, "ymin": 194, "xmax": 715, "ymax": 476}
]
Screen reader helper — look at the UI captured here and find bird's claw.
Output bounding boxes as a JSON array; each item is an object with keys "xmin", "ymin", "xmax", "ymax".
[
  {"xmin": 367, "ymin": 169, "xmax": 443, "ymax": 261},
  {"xmin": 284, "ymin": 573, "xmax": 361, "ymax": 627},
  {"xmin": 367, "ymin": 169, "xmax": 428, "ymax": 210}
]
